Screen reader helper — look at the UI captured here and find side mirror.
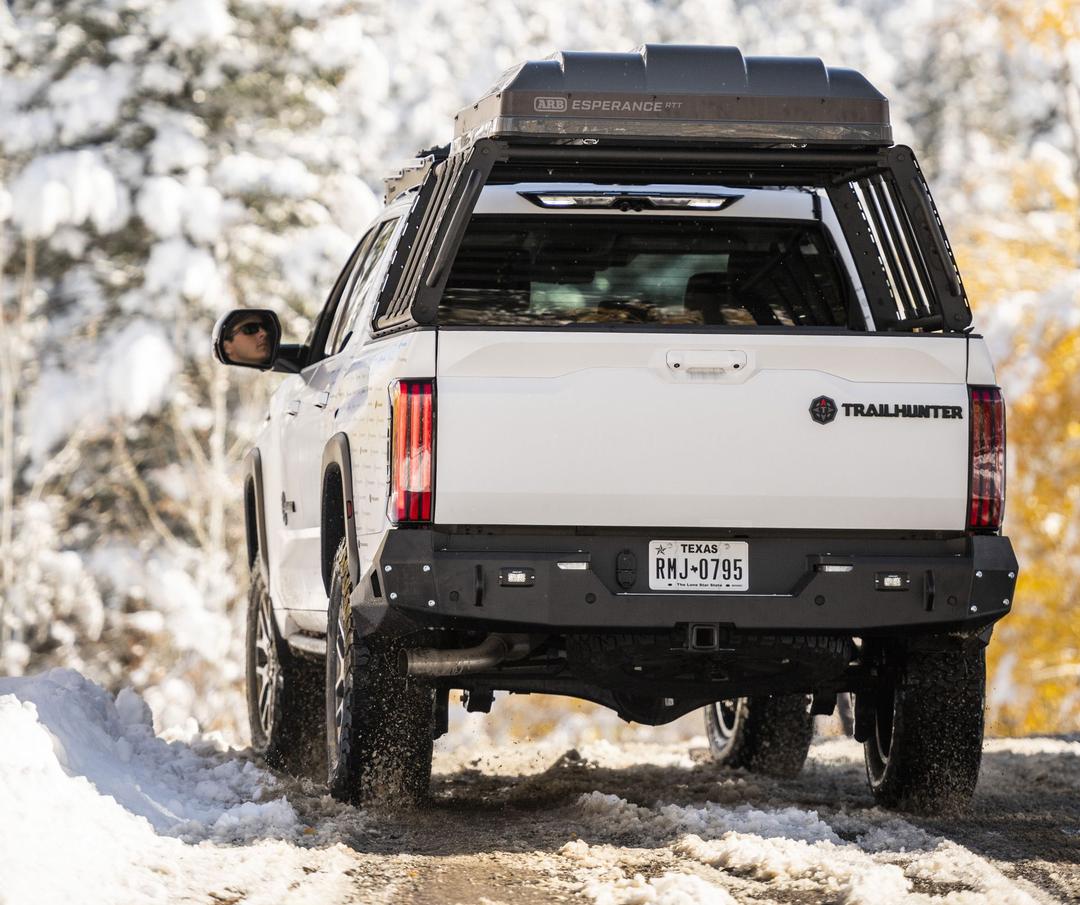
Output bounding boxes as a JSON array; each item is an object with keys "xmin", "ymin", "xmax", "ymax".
[{"xmin": 212, "ymin": 309, "xmax": 281, "ymax": 371}]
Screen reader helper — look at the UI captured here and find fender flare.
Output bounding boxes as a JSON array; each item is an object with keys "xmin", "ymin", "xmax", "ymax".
[
  {"xmin": 243, "ymin": 448, "xmax": 270, "ymax": 583},
  {"xmin": 321, "ymin": 432, "xmax": 361, "ymax": 594}
]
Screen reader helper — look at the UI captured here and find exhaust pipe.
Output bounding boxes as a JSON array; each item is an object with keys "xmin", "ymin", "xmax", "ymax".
[{"xmin": 401, "ymin": 633, "xmax": 531, "ymax": 677}]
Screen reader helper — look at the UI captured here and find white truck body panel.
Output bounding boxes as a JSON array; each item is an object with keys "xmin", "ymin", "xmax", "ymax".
[
  {"xmin": 966, "ymin": 337, "xmax": 998, "ymax": 385},
  {"xmin": 434, "ymin": 330, "xmax": 970, "ymax": 530},
  {"xmin": 268, "ymin": 330, "xmax": 436, "ymax": 613}
]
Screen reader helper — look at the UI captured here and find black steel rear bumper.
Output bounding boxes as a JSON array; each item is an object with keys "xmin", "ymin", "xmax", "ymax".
[{"xmin": 370, "ymin": 529, "xmax": 1017, "ymax": 635}]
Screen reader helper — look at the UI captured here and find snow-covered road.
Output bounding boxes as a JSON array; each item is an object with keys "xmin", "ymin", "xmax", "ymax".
[{"xmin": 1, "ymin": 671, "xmax": 1077, "ymax": 904}]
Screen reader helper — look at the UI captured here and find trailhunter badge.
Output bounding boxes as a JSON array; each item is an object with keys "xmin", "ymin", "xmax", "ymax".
[{"xmin": 809, "ymin": 395, "xmax": 838, "ymax": 425}]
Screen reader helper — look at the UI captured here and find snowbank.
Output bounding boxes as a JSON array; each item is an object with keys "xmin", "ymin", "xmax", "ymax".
[
  {"xmin": 0, "ymin": 670, "xmax": 355, "ymax": 905},
  {"xmin": 0, "ymin": 668, "xmax": 289, "ymax": 836}
]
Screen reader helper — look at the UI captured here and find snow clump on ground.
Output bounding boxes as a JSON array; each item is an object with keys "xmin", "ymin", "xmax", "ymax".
[
  {"xmin": 0, "ymin": 670, "xmax": 356, "ymax": 905},
  {"xmin": 565, "ymin": 787, "xmax": 1044, "ymax": 905}
]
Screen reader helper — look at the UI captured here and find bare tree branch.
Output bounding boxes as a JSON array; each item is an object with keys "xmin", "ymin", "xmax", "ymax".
[
  {"xmin": 112, "ymin": 428, "xmax": 182, "ymax": 551},
  {"xmin": 28, "ymin": 425, "xmax": 88, "ymax": 505}
]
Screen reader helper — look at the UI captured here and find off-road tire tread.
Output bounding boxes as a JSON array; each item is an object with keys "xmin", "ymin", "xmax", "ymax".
[
  {"xmin": 326, "ymin": 541, "xmax": 434, "ymax": 804},
  {"xmin": 721, "ymin": 694, "xmax": 814, "ymax": 778},
  {"xmin": 864, "ymin": 646, "xmax": 985, "ymax": 814},
  {"xmin": 245, "ymin": 568, "xmax": 325, "ymax": 778}
]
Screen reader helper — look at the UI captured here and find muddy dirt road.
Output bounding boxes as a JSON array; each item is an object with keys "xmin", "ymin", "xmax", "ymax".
[
  {"xmin": 272, "ymin": 734, "xmax": 1079, "ymax": 904},
  {"xmin": 5, "ymin": 672, "xmax": 1076, "ymax": 904}
]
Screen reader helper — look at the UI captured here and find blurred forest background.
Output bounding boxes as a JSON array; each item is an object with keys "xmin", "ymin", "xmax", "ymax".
[{"xmin": 0, "ymin": 0, "xmax": 1076, "ymax": 740}]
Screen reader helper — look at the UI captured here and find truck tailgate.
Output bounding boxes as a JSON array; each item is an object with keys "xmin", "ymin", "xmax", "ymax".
[{"xmin": 434, "ymin": 330, "xmax": 970, "ymax": 531}]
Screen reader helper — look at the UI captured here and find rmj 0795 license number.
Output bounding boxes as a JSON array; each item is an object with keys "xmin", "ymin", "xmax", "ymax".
[{"xmin": 648, "ymin": 540, "xmax": 749, "ymax": 591}]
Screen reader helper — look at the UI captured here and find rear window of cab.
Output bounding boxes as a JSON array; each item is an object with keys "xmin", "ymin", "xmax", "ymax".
[{"xmin": 439, "ymin": 215, "xmax": 858, "ymax": 329}]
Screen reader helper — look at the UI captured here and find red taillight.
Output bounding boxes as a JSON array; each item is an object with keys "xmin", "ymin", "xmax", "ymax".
[
  {"xmin": 390, "ymin": 379, "xmax": 434, "ymax": 524},
  {"xmin": 968, "ymin": 386, "xmax": 1005, "ymax": 532}
]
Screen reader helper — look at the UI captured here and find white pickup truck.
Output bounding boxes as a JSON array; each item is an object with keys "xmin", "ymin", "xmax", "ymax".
[{"xmin": 214, "ymin": 45, "xmax": 1017, "ymax": 814}]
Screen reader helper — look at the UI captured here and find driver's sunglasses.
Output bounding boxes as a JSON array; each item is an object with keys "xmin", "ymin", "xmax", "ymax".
[{"xmin": 230, "ymin": 322, "xmax": 266, "ymax": 338}]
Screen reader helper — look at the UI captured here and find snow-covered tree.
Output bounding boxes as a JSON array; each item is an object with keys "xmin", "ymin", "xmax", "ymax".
[{"xmin": 0, "ymin": 0, "xmax": 389, "ymax": 730}]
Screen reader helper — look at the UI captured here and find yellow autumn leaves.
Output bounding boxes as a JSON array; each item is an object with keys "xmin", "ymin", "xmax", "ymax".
[{"xmin": 962, "ymin": 2, "xmax": 1080, "ymax": 733}]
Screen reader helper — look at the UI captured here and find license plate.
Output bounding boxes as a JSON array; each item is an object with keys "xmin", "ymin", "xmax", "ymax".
[{"xmin": 648, "ymin": 540, "xmax": 749, "ymax": 591}]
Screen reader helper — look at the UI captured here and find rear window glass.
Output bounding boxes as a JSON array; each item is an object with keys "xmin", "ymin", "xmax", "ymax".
[{"xmin": 439, "ymin": 216, "xmax": 855, "ymax": 328}]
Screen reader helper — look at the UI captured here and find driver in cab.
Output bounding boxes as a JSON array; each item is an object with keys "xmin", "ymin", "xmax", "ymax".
[{"xmin": 223, "ymin": 313, "xmax": 271, "ymax": 366}]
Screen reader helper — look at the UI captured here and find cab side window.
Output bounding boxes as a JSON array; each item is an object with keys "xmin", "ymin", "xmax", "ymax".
[
  {"xmin": 322, "ymin": 227, "xmax": 382, "ymax": 358},
  {"xmin": 329, "ymin": 218, "xmax": 399, "ymax": 354},
  {"xmin": 302, "ymin": 236, "xmax": 364, "ymax": 362}
]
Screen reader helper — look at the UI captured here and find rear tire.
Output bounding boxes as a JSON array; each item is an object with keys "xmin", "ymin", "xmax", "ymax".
[
  {"xmin": 245, "ymin": 566, "xmax": 325, "ymax": 777},
  {"xmin": 863, "ymin": 646, "xmax": 985, "ymax": 814},
  {"xmin": 325, "ymin": 541, "xmax": 434, "ymax": 804},
  {"xmin": 704, "ymin": 694, "xmax": 813, "ymax": 778}
]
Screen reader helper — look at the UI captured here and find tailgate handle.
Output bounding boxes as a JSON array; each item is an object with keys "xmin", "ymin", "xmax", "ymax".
[{"xmin": 666, "ymin": 350, "xmax": 747, "ymax": 373}]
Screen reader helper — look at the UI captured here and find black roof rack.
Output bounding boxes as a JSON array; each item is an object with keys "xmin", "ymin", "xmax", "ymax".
[
  {"xmin": 383, "ymin": 154, "xmax": 435, "ymax": 204},
  {"xmin": 453, "ymin": 45, "xmax": 891, "ymax": 150}
]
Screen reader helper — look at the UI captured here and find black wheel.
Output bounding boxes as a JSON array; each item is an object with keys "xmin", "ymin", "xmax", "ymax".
[
  {"xmin": 325, "ymin": 540, "xmax": 434, "ymax": 804},
  {"xmin": 245, "ymin": 565, "xmax": 325, "ymax": 777},
  {"xmin": 703, "ymin": 694, "xmax": 813, "ymax": 778},
  {"xmin": 704, "ymin": 698, "xmax": 748, "ymax": 765},
  {"xmin": 863, "ymin": 646, "xmax": 985, "ymax": 814}
]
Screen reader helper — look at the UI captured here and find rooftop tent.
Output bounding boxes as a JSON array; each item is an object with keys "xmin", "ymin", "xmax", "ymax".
[{"xmin": 453, "ymin": 45, "xmax": 892, "ymax": 149}]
